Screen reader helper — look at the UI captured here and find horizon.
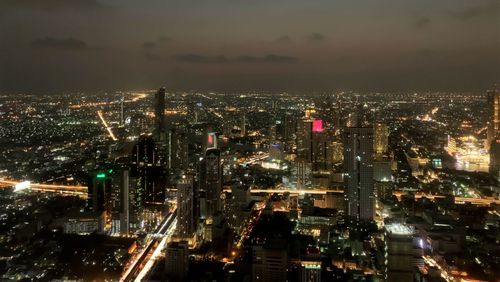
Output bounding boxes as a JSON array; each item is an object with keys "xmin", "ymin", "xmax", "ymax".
[{"xmin": 0, "ymin": 0, "xmax": 498, "ymax": 92}]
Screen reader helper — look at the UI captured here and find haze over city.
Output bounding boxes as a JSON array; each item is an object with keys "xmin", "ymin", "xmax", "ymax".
[{"xmin": 0, "ymin": 0, "xmax": 498, "ymax": 92}]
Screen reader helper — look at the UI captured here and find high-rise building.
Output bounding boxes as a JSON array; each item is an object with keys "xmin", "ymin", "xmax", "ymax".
[
  {"xmin": 111, "ymin": 169, "xmax": 131, "ymax": 234},
  {"xmin": 252, "ymin": 240, "xmax": 288, "ymax": 282},
  {"xmin": 205, "ymin": 148, "xmax": 222, "ymax": 220},
  {"xmin": 177, "ymin": 173, "xmax": 195, "ymax": 238},
  {"xmin": 154, "ymin": 87, "xmax": 166, "ymax": 141},
  {"xmin": 374, "ymin": 123, "xmax": 389, "ymax": 156},
  {"xmin": 130, "ymin": 135, "xmax": 166, "ymax": 205},
  {"xmin": 87, "ymin": 170, "xmax": 114, "ymax": 227},
  {"xmin": 165, "ymin": 241, "xmax": 189, "ymax": 281},
  {"xmin": 296, "ymin": 117, "xmax": 314, "ymax": 162},
  {"xmin": 297, "ymin": 118, "xmax": 330, "ymax": 172},
  {"xmin": 167, "ymin": 125, "xmax": 188, "ymax": 171},
  {"xmin": 343, "ymin": 127, "xmax": 375, "ymax": 221},
  {"xmin": 490, "ymin": 139, "xmax": 500, "ymax": 181},
  {"xmin": 300, "ymin": 261, "xmax": 322, "ymax": 282},
  {"xmin": 384, "ymin": 223, "xmax": 415, "ymax": 282},
  {"xmin": 311, "ymin": 120, "xmax": 330, "ymax": 171},
  {"xmin": 487, "ymin": 87, "xmax": 499, "ymax": 149}
]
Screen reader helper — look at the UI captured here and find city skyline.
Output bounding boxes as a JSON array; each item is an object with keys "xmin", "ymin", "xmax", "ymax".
[{"xmin": 1, "ymin": 1, "xmax": 499, "ymax": 281}]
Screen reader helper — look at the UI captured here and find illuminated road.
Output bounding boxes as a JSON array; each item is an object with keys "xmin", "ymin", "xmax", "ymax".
[
  {"xmin": 120, "ymin": 211, "xmax": 177, "ymax": 282},
  {"xmin": 97, "ymin": 110, "xmax": 118, "ymax": 141},
  {"xmin": 2, "ymin": 178, "xmax": 499, "ymax": 206},
  {"xmin": 0, "ymin": 179, "xmax": 88, "ymax": 198},
  {"xmin": 70, "ymin": 92, "xmax": 148, "ymax": 109}
]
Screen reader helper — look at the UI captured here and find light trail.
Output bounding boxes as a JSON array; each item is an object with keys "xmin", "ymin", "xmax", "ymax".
[
  {"xmin": 134, "ymin": 218, "xmax": 177, "ymax": 282},
  {"xmin": 2, "ymin": 178, "xmax": 499, "ymax": 206},
  {"xmin": 120, "ymin": 210, "xmax": 176, "ymax": 282},
  {"xmin": 97, "ymin": 110, "xmax": 118, "ymax": 141}
]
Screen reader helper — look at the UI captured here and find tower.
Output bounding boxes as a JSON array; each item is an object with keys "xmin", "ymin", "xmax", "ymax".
[
  {"xmin": 165, "ymin": 241, "xmax": 189, "ymax": 281},
  {"xmin": 111, "ymin": 168, "xmax": 131, "ymax": 234},
  {"xmin": 487, "ymin": 87, "xmax": 500, "ymax": 149},
  {"xmin": 384, "ymin": 224, "xmax": 415, "ymax": 282},
  {"xmin": 374, "ymin": 123, "xmax": 389, "ymax": 156},
  {"xmin": 88, "ymin": 170, "xmax": 114, "ymax": 228},
  {"xmin": 130, "ymin": 135, "xmax": 166, "ymax": 205},
  {"xmin": 205, "ymin": 148, "xmax": 222, "ymax": 220},
  {"xmin": 177, "ymin": 173, "xmax": 195, "ymax": 238},
  {"xmin": 343, "ymin": 127, "xmax": 375, "ymax": 221},
  {"xmin": 154, "ymin": 87, "xmax": 166, "ymax": 141}
]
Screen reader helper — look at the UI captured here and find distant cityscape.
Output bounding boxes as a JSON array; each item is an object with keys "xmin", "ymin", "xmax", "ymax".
[{"xmin": 0, "ymin": 88, "xmax": 499, "ymax": 281}]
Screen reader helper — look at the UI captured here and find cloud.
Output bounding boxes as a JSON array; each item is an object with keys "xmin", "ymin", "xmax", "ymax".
[
  {"xmin": 173, "ymin": 54, "xmax": 297, "ymax": 64},
  {"xmin": 413, "ymin": 17, "xmax": 430, "ymax": 28},
  {"xmin": 142, "ymin": 36, "xmax": 173, "ymax": 49},
  {"xmin": 273, "ymin": 36, "xmax": 293, "ymax": 44},
  {"xmin": 142, "ymin": 42, "xmax": 156, "ymax": 49},
  {"xmin": 259, "ymin": 36, "xmax": 293, "ymax": 45},
  {"xmin": 448, "ymin": 1, "xmax": 499, "ymax": 21},
  {"xmin": 31, "ymin": 37, "xmax": 87, "ymax": 50},
  {"xmin": 236, "ymin": 54, "xmax": 298, "ymax": 63},
  {"xmin": 158, "ymin": 36, "xmax": 173, "ymax": 43},
  {"xmin": 144, "ymin": 52, "xmax": 161, "ymax": 61},
  {"xmin": 306, "ymin": 33, "xmax": 326, "ymax": 42},
  {"xmin": 0, "ymin": 0, "xmax": 108, "ymax": 12}
]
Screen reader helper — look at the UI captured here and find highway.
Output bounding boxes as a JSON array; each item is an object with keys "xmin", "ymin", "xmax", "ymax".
[
  {"xmin": 2, "ymin": 178, "xmax": 499, "ymax": 206},
  {"xmin": 120, "ymin": 210, "xmax": 177, "ymax": 282},
  {"xmin": 97, "ymin": 110, "xmax": 118, "ymax": 141}
]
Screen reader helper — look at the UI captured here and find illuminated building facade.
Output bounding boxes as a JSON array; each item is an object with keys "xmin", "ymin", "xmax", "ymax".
[
  {"xmin": 205, "ymin": 148, "xmax": 222, "ymax": 220},
  {"xmin": 374, "ymin": 123, "xmax": 389, "ymax": 156},
  {"xmin": 490, "ymin": 139, "xmax": 500, "ymax": 180},
  {"xmin": 130, "ymin": 135, "xmax": 166, "ymax": 205},
  {"xmin": 87, "ymin": 171, "xmax": 113, "ymax": 227},
  {"xmin": 111, "ymin": 168, "xmax": 131, "ymax": 234},
  {"xmin": 165, "ymin": 241, "xmax": 189, "ymax": 281},
  {"xmin": 487, "ymin": 87, "xmax": 500, "ymax": 149},
  {"xmin": 177, "ymin": 173, "xmax": 195, "ymax": 238},
  {"xmin": 343, "ymin": 127, "xmax": 374, "ymax": 221},
  {"xmin": 154, "ymin": 87, "xmax": 166, "ymax": 141},
  {"xmin": 384, "ymin": 224, "xmax": 415, "ymax": 282}
]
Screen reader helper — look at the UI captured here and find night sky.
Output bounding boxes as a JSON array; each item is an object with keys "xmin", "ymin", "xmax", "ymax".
[{"xmin": 0, "ymin": 0, "xmax": 498, "ymax": 92}]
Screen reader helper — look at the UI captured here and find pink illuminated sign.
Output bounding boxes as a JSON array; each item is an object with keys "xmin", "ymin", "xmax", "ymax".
[{"xmin": 312, "ymin": 119, "xmax": 324, "ymax": 132}]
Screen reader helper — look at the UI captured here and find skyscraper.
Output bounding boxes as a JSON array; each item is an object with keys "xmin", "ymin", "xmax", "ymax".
[
  {"xmin": 487, "ymin": 87, "xmax": 499, "ymax": 149},
  {"xmin": 343, "ymin": 127, "xmax": 375, "ymax": 221},
  {"xmin": 490, "ymin": 139, "xmax": 500, "ymax": 181},
  {"xmin": 154, "ymin": 87, "xmax": 166, "ymax": 141},
  {"xmin": 296, "ymin": 117, "xmax": 314, "ymax": 162},
  {"xmin": 87, "ymin": 170, "xmax": 114, "ymax": 228},
  {"xmin": 177, "ymin": 173, "xmax": 195, "ymax": 238},
  {"xmin": 205, "ymin": 148, "xmax": 222, "ymax": 221},
  {"xmin": 374, "ymin": 123, "xmax": 389, "ymax": 156},
  {"xmin": 165, "ymin": 241, "xmax": 189, "ymax": 281},
  {"xmin": 384, "ymin": 223, "xmax": 415, "ymax": 282},
  {"xmin": 130, "ymin": 135, "xmax": 166, "ymax": 205},
  {"xmin": 111, "ymin": 169, "xmax": 128, "ymax": 234}
]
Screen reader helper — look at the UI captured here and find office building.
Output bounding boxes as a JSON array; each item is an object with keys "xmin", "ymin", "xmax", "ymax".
[
  {"xmin": 87, "ymin": 170, "xmax": 114, "ymax": 227},
  {"xmin": 154, "ymin": 87, "xmax": 166, "ymax": 141},
  {"xmin": 205, "ymin": 148, "xmax": 222, "ymax": 220},
  {"xmin": 374, "ymin": 123, "xmax": 389, "ymax": 156},
  {"xmin": 111, "ymin": 168, "xmax": 131, "ymax": 234},
  {"xmin": 252, "ymin": 240, "xmax": 288, "ymax": 282},
  {"xmin": 384, "ymin": 223, "xmax": 415, "ymax": 282},
  {"xmin": 490, "ymin": 138, "xmax": 500, "ymax": 181},
  {"xmin": 177, "ymin": 173, "xmax": 195, "ymax": 238},
  {"xmin": 130, "ymin": 135, "xmax": 166, "ymax": 205},
  {"xmin": 165, "ymin": 241, "xmax": 189, "ymax": 281},
  {"xmin": 343, "ymin": 127, "xmax": 375, "ymax": 221}
]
